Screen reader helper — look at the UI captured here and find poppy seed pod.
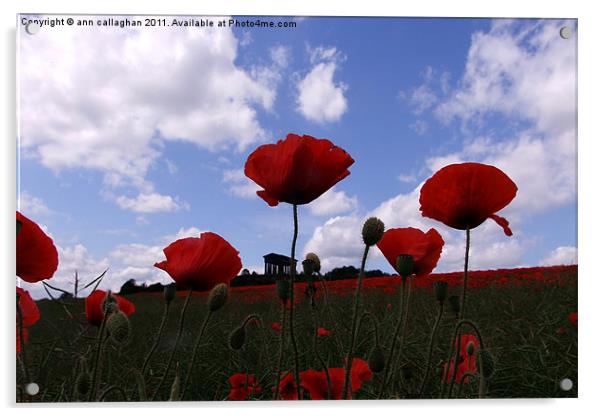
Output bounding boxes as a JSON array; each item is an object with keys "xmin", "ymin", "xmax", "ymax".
[
  {"xmin": 369, "ymin": 344, "xmax": 385, "ymax": 373},
  {"xmin": 466, "ymin": 341, "xmax": 475, "ymax": 356},
  {"xmin": 229, "ymin": 325, "xmax": 246, "ymax": 350},
  {"xmin": 362, "ymin": 217, "xmax": 385, "ymax": 246},
  {"xmin": 208, "ymin": 283, "xmax": 229, "ymax": 312},
  {"xmin": 106, "ymin": 311, "xmax": 131, "ymax": 344},
  {"xmin": 305, "ymin": 252, "xmax": 321, "ymax": 273},
  {"xmin": 433, "ymin": 281, "xmax": 448, "ymax": 304},
  {"xmin": 396, "ymin": 254, "xmax": 414, "ymax": 278},
  {"xmin": 75, "ymin": 371, "xmax": 92, "ymax": 396},
  {"xmin": 449, "ymin": 295, "xmax": 461, "ymax": 317},
  {"xmin": 102, "ymin": 292, "xmax": 119, "ymax": 315},
  {"xmin": 302, "ymin": 258, "xmax": 317, "ymax": 276},
  {"xmin": 276, "ymin": 279, "xmax": 290, "ymax": 303},
  {"xmin": 163, "ymin": 283, "xmax": 176, "ymax": 303}
]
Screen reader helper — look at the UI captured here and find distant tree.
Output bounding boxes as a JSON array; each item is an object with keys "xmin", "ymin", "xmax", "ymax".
[
  {"xmin": 241, "ymin": 268, "xmax": 250, "ymax": 276},
  {"xmin": 119, "ymin": 278, "xmax": 143, "ymax": 295}
]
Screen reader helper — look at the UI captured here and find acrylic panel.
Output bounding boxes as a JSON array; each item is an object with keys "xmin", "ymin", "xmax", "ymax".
[{"xmin": 16, "ymin": 15, "xmax": 577, "ymax": 402}]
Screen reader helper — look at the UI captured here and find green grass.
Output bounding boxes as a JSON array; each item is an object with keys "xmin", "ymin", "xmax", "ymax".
[{"xmin": 18, "ymin": 267, "xmax": 577, "ymax": 402}]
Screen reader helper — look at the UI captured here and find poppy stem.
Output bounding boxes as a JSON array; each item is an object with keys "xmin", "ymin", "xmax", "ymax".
[
  {"xmin": 418, "ymin": 301, "xmax": 444, "ymax": 397},
  {"xmin": 16, "ymin": 296, "xmax": 31, "ymax": 385},
  {"xmin": 273, "ymin": 306, "xmax": 287, "ymax": 399},
  {"xmin": 141, "ymin": 301, "xmax": 171, "ymax": 377},
  {"xmin": 445, "ymin": 320, "xmax": 485, "ymax": 398},
  {"xmin": 377, "ymin": 275, "xmax": 407, "ymax": 399},
  {"xmin": 459, "ymin": 227, "xmax": 470, "ymax": 320},
  {"xmin": 391, "ymin": 277, "xmax": 413, "ymax": 386},
  {"xmin": 288, "ymin": 203, "xmax": 302, "ymax": 400},
  {"xmin": 180, "ymin": 310, "xmax": 213, "ymax": 399},
  {"xmin": 343, "ymin": 244, "xmax": 370, "ymax": 399},
  {"xmin": 88, "ymin": 311, "xmax": 109, "ymax": 401},
  {"xmin": 312, "ymin": 308, "xmax": 332, "ymax": 400},
  {"xmin": 151, "ymin": 288, "xmax": 193, "ymax": 401}
]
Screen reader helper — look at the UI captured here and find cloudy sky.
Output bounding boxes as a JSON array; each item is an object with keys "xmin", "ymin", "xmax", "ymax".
[{"xmin": 17, "ymin": 16, "xmax": 577, "ymax": 298}]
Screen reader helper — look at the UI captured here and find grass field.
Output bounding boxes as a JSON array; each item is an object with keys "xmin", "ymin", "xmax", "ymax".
[{"xmin": 18, "ymin": 265, "xmax": 577, "ymax": 401}]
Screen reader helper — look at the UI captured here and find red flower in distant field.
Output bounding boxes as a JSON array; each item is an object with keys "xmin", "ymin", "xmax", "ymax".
[
  {"xmin": 16, "ymin": 211, "xmax": 59, "ymax": 283},
  {"xmin": 317, "ymin": 327, "xmax": 332, "ymax": 337},
  {"xmin": 419, "ymin": 163, "xmax": 517, "ymax": 236},
  {"xmin": 568, "ymin": 312, "xmax": 578, "ymax": 326},
  {"xmin": 155, "ymin": 232, "xmax": 242, "ymax": 292},
  {"xmin": 227, "ymin": 373, "xmax": 262, "ymax": 400},
  {"xmin": 442, "ymin": 333, "xmax": 479, "ymax": 384},
  {"xmin": 271, "ymin": 322, "xmax": 282, "ymax": 332},
  {"xmin": 85, "ymin": 290, "xmax": 135, "ymax": 326},
  {"xmin": 273, "ymin": 372, "xmax": 298, "ymax": 400},
  {"xmin": 300, "ymin": 359, "xmax": 372, "ymax": 400},
  {"xmin": 377, "ymin": 227, "xmax": 444, "ymax": 277},
  {"xmin": 16, "ymin": 287, "xmax": 40, "ymax": 353},
  {"xmin": 556, "ymin": 326, "xmax": 567, "ymax": 335},
  {"xmin": 244, "ymin": 133, "xmax": 355, "ymax": 207},
  {"xmin": 386, "ymin": 303, "xmax": 392, "ymax": 312}
]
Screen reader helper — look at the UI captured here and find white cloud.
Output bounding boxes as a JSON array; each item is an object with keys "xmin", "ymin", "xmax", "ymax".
[
  {"xmin": 115, "ymin": 192, "xmax": 189, "ymax": 213},
  {"xmin": 304, "ymin": 20, "xmax": 576, "ymax": 274},
  {"xmin": 409, "ymin": 119, "xmax": 428, "ymax": 135},
  {"xmin": 397, "ymin": 173, "xmax": 417, "ymax": 183},
  {"xmin": 18, "ymin": 191, "xmax": 50, "ymax": 216},
  {"xmin": 296, "ymin": 45, "xmax": 348, "ymax": 123},
  {"xmin": 540, "ymin": 246, "xmax": 577, "ymax": 266},
  {"xmin": 222, "ymin": 168, "xmax": 261, "ymax": 199},
  {"xmin": 270, "ymin": 45, "xmax": 291, "ymax": 68},
  {"xmin": 308, "ymin": 188, "xmax": 358, "ymax": 216},
  {"xmin": 19, "ymin": 17, "xmax": 281, "ymax": 211}
]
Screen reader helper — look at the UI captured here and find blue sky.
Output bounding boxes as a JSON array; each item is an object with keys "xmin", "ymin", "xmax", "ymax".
[{"xmin": 17, "ymin": 16, "xmax": 577, "ymax": 298}]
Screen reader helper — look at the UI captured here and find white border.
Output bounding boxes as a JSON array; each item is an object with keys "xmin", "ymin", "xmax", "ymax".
[{"xmin": 2, "ymin": 0, "xmax": 600, "ymax": 414}]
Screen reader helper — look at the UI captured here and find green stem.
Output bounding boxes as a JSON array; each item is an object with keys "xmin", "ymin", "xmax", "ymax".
[
  {"xmin": 141, "ymin": 302, "xmax": 171, "ymax": 376},
  {"xmin": 151, "ymin": 289, "xmax": 193, "ymax": 401},
  {"xmin": 342, "ymin": 244, "xmax": 370, "ymax": 399},
  {"xmin": 418, "ymin": 302, "xmax": 444, "ymax": 397},
  {"xmin": 377, "ymin": 275, "xmax": 407, "ymax": 399},
  {"xmin": 16, "ymin": 297, "xmax": 31, "ymax": 384},
  {"xmin": 180, "ymin": 310, "xmax": 213, "ymax": 399},
  {"xmin": 312, "ymin": 307, "xmax": 332, "ymax": 400},
  {"xmin": 288, "ymin": 204, "xmax": 302, "ymax": 400},
  {"xmin": 98, "ymin": 385, "xmax": 129, "ymax": 401},
  {"xmin": 459, "ymin": 227, "xmax": 470, "ymax": 320},
  {"xmin": 88, "ymin": 311, "xmax": 109, "ymax": 401},
  {"xmin": 273, "ymin": 306, "xmax": 287, "ymax": 399}
]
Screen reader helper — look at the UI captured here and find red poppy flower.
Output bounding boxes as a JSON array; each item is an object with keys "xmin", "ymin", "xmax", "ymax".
[
  {"xmin": 271, "ymin": 322, "xmax": 282, "ymax": 332},
  {"xmin": 16, "ymin": 287, "xmax": 39, "ymax": 353},
  {"xmin": 419, "ymin": 163, "xmax": 517, "ymax": 236},
  {"xmin": 154, "ymin": 232, "xmax": 242, "ymax": 292},
  {"xmin": 442, "ymin": 333, "xmax": 479, "ymax": 384},
  {"xmin": 227, "ymin": 373, "xmax": 262, "ymax": 400},
  {"xmin": 16, "ymin": 211, "xmax": 59, "ymax": 283},
  {"xmin": 568, "ymin": 312, "xmax": 578, "ymax": 326},
  {"xmin": 377, "ymin": 227, "xmax": 444, "ymax": 277},
  {"xmin": 300, "ymin": 359, "xmax": 372, "ymax": 400},
  {"xmin": 273, "ymin": 372, "xmax": 298, "ymax": 400},
  {"xmin": 16, "ymin": 287, "xmax": 40, "ymax": 328},
  {"xmin": 317, "ymin": 327, "xmax": 332, "ymax": 337},
  {"xmin": 244, "ymin": 133, "xmax": 355, "ymax": 207},
  {"xmin": 349, "ymin": 358, "xmax": 373, "ymax": 391},
  {"xmin": 85, "ymin": 290, "xmax": 135, "ymax": 326}
]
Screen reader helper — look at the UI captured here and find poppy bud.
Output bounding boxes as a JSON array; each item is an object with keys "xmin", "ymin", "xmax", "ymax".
[
  {"xmin": 208, "ymin": 283, "xmax": 229, "ymax": 312},
  {"xmin": 102, "ymin": 291, "xmax": 119, "ymax": 315},
  {"xmin": 75, "ymin": 371, "xmax": 92, "ymax": 397},
  {"xmin": 229, "ymin": 325, "xmax": 246, "ymax": 350},
  {"xmin": 433, "ymin": 281, "xmax": 448, "ymax": 304},
  {"xmin": 466, "ymin": 341, "xmax": 475, "ymax": 356},
  {"xmin": 362, "ymin": 217, "xmax": 385, "ymax": 246},
  {"xmin": 368, "ymin": 345, "xmax": 385, "ymax": 373},
  {"xmin": 305, "ymin": 252, "xmax": 321, "ymax": 273},
  {"xmin": 302, "ymin": 258, "xmax": 317, "ymax": 276},
  {"xmin": 106, "ymin": 311, "xmax": 131, "ymax": 344},
  {"xmin": 449, "ymin": 295, "xmax": 460, "ymax": 317},
  {"xmin": 276, "ymin": 279, "xmax": 290, "ymax": 304},
  {"xmin": 478, "ymin": 350, "xmax": 495, "ymax": 379},
  {"xmin": 163, "ymin": 283, "xmax": 176, "ymax": 303},
  {"xmin": 396, "ymin": 254, "xmax": 414, "ymax": 278}
]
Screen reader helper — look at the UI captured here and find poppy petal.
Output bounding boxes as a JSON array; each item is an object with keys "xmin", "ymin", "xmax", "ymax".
[
  {"xmin": 16, "ymin": 211, "xmax": 59, "ymax": 283},
  {"xmin": 489, "ymin": 214, "xmax": 513, "ymax": 236}
]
